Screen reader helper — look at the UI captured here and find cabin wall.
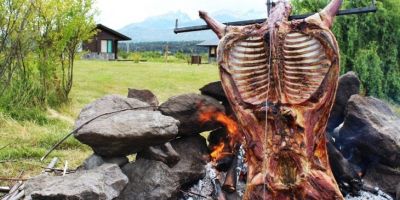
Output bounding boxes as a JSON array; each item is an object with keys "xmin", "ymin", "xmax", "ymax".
[{"xmin": 82, "ymin": 29, "xmax": 121, "ymax": 60}]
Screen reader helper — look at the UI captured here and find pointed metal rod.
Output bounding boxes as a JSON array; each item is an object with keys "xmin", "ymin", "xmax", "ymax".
[{"xmin": 174, "ymin": 6, "xmax": 376, "ymax": 34}]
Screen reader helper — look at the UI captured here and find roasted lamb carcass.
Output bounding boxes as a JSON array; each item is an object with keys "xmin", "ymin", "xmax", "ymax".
[{"xmin": 200, "ymin": 0, "xmax": 343, "ymax": 199}]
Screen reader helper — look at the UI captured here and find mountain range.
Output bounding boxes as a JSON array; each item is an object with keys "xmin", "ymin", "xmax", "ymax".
[{"xmin": 118, "ymin": 10, "xmax": 267, "ymax": 42}]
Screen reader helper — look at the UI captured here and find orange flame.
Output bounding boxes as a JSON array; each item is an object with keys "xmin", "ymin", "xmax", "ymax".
[
  {"xmin": 199, "ymin": 111, "xmax": 238, "ymax": 136},
  {"xmin": 210, "ymin": 142, "xmax": 225, "ymax": 160},
  {"xmin": 199, "ymin": 110, "xmax": 241, "ymax": 161}
]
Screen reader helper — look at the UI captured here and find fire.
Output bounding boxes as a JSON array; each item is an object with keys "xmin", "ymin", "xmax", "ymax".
[
  {"xmin": 210, "ymin": 142, "xmax": 225, "ymax": 160},
  {"xmin": 199, "ymin": 111, "xmax": 238, "ymax": 136},
  {"xmin": 199, "ymin": 110, "xmax": 241, "ymax": 161}
]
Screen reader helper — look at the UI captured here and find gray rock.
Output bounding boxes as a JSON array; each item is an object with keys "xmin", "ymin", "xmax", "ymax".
[
  {"xmin": 75, "ymin": 109, "xmax": 179, "ymax": 157},
  {"xmin": 159, "ymin": 93, "xmax": 225, "ymax": 136},
  {"xmin": 327, "ymin": 138, "xmax": 362, "ymax": 196},
  {"xmin": 137, "ymin": 142, "xmax": 181, "ymax": 167},
  {"xmin": 80, "ymin": 154, "xmax": 129, "ymax": 170},
  {"xmin": 396, "ymin": 183, "xmax": 400, "ymax": 200},
  {"xmin": 118, "ymin": 135, "xmax": 209, "ymax": 200},
  {"xmin": 199, "ymin": 81, "xmax": 227, "ymax": 102},
  {"xmin": 363, "ymin": 164, "xmax": 400, "ymax": 197},
  {"xmin": 128, "ymin": 88, "xmax": 159, "ymax": 107},
  {"xmin": 75, "ymin": 94, "xmax": 153, "ymax": 128},
  {"xmin": 338, "ymin": 95, "xmax": 400, "ymax": 167},
  {"xmin": 327, "ymin": 71, "xmax": 361, "ymax": 132},
  {"xmin": 25, "ymin": 164, "xmax": 128, "ymax": 200},
  {"xmin": 199, "ymin": 82, "xmax": 235, "ymax": 115}
]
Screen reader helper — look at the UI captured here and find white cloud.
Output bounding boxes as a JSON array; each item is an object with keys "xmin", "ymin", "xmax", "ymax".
[{"xmin": 95, "ymin": 0, "xmax": 268, "ymax": 29}]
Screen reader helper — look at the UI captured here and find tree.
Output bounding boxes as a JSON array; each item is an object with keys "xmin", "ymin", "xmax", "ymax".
[
  {"xmin": 0, "ymin": 0, "xmax": 95, "ymax": 117},
  {"xmin": 353, "ymin": 44, "xmax": 384, "ymax": 98},
  {"xmin": 291, "ymin": 0, "xmax": 400, "ymax": 103}
]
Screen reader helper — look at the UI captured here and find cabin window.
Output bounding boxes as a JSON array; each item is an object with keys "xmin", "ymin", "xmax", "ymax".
[
  {"xmin": 210, "ymin": 47, "xmax": 216, "ymax": 56},
  {"xmin": 101, "ymin": 40, "xmax": 113, "ymax": 53}
]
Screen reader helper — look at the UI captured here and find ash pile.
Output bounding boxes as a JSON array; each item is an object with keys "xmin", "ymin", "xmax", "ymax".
[{"xmin": 20, "ymin": 72, "xmax": 400, "ymax": 200}]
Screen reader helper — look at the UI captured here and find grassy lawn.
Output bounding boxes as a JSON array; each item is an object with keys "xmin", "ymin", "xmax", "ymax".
[{"xmin": 0, "ymin": 61, "xmax": 219, "ymax": 181}]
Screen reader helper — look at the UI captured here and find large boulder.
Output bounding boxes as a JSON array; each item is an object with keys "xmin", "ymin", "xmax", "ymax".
[
  {"xmin": 338, "ymin": 95, "xmax": 400, "ymax": 168},
  {"xmin": 363, "ymin": 164, "xmax": 400, "ymax": 197},
  {"xmin": 118, "ymin": 135, "xmax": 209, "ymax": 200},
  {"xmin": 74, "ymin": 95, "xmax": 179, "ymax": 157},
  {"xmin": 327, "ymin": 71, "xmax": 361, "ymax": 132},
  {"xmin": 75, "ymin": 94, "xmax": 153, "ymax": 128},
  {"xmin": 25, "ymin": 164, "xmax": 128, "ymax": 200},
  {"xmin": 128, "ymin": 88, "xmax": 159, "ymax": 107},
  {"xmin": 159, "ymin": 93, "xmax": 225, "ymax": 136}
]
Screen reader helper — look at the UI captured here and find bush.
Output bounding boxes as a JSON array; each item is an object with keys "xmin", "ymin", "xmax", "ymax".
[
  {"xmin": 0, "ymin": 0, "xmax": 96, "ymax": 120},
  {"xmin": 130, "ymin": 52, "xmax": 142, "ymax": 63},
  {"xmin": 119, "ymin": 51, "xmax": 130, "ymax": 59}
]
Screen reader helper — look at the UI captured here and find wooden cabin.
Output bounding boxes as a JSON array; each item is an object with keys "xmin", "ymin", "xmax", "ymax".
[
  {"xmin": 82, "ymin": 24, "xmax": 131, "ymax": 60},
  {"xmin": 197, "ymin": 38, "xmax": 219, "ymax": 63}
]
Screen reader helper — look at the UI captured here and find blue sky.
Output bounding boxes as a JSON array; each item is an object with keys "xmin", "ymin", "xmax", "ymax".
[{"xmin": 95, "ymin": 0, "xmax": 267, "ymax": 29}]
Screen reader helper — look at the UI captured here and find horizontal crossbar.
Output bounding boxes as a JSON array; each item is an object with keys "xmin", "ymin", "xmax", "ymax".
[{"xmin": 174, "ymin": 6, "xmax": 377, "ymax": 34}]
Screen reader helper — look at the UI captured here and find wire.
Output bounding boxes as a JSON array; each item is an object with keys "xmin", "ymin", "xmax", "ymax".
[
  {"xmin": 40, "ymin": 105, "xmax": 159, "ymax": 161},
  {"xmin": 263, "ymin": 19, "xmax": 273, "ymax": 200}
]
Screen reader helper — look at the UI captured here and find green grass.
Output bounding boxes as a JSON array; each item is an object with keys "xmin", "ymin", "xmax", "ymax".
[
  {"xmin": 0, "ymin": 61, "xmax": 219, "ymax": 182},
  {"xmin": 61, "ymin": 60, "xmax": 219, "ymax": 116}
]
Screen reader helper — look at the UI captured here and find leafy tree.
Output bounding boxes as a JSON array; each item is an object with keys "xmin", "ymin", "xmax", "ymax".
[
  {"xmin": 291, "ymin": 0, "xmax": 400, "ymax": 103},
  {"xmin": 353, "ymin": 43, "xmax": 384, "ymax": 98},
  {"xmin": 0, "ymin": 0, "xmax": 95, "ymax": 118}
]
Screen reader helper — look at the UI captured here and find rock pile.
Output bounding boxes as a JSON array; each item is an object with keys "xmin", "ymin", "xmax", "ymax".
[
  {"xmin": 24, "ymin": 89, "xmax": 227, "ymax": 200},
  {"xmin": 23, "ymin": 73, "xmax": 400, "ymax": 200},
  {"xmin": 327, "ymin": 72, "xmax": 400, "ymax": 199}
]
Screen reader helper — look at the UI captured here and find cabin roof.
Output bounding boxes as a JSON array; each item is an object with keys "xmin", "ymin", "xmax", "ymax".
[
  {"xmin": 197, "ymin": 37, "xmax": 219, "ymax": 47},
  {"xmin": 96, "ymin": 24, "xmax": 131, "ymax": 41}
]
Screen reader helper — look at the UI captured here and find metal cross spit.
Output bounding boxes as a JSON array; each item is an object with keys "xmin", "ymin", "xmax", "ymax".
[{"xmin": 174, "ymin": 0, "xmax": 376, "ymax": 34}]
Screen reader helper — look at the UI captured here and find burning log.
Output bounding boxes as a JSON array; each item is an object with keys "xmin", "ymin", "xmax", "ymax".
[
  {"xmin": 222, "ymin": 153, "xmax": 238, "ymax": 193},
  {"xmin": 215, "ymin": 153, "xmax": 234, "ymax": 172},
  {"xmin": 200, "ymin": 0, "xmax": 344, "ymax": 199}
]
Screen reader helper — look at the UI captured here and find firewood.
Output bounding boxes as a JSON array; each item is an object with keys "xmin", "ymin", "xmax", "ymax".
[
  {"xmin": 8, "ymin": 190, "xmax": 24, "ymax": 200},
  {"xmin": 44, "ymin": 157, "xmax": 58, "ymax": 174},
  {"xmin": 8, "ymin": 182, "xmax": 21, "ymax": 195},
  {"xmin": 0, "ymin": 178, "xmax": 26, "ymax": 182},
  {"xmin": 210, "ymin": 168, "xmax": 227, "ymax": 200},
  {"xmin": 222, "ymin": 155, "xmax": 238, "ymax": 193},
  {"xmin": 0, "ymin": 186, "xmax": 10, "ymax": 193},
  {"xmin": 212, "ymin": 178, "xmax": 227, "ymax": 200},
  {"xmin": 62, "ymin": 160, "xmax": 68, "ymax": 176}
]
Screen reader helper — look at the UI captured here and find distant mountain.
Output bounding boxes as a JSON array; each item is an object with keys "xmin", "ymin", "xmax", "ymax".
[{"xmin": 118, "ymin": 10, "xmax": 266, "ymax": 42}]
